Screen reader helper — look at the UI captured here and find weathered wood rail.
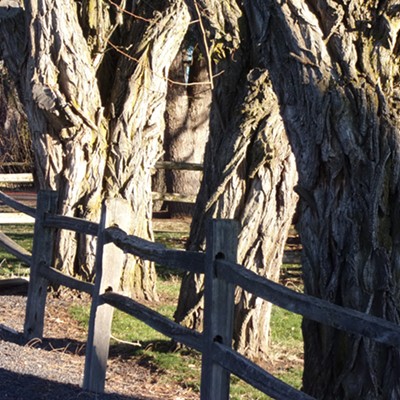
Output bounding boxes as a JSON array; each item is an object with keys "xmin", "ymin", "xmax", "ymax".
[
  {"xmin": 0, "ymin": 190, "xmax": 399, "ymax": 399},
  {"xmin": 0, "ymin": 161, "xmax": 202, "ymax": 207}
]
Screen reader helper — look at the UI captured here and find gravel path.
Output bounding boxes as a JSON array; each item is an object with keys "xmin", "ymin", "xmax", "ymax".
[{"xmin": 0, "ymin": 295, "xmax": 197, "ymax": 400}]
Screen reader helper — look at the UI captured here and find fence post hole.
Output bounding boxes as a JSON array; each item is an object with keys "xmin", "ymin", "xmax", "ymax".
[
  {"xmin": 24, "ymin": 190, "xmax": 58, "ymax": 340},
  {"xmin": 83, "ymin": 198, "xmax": 133, "ymax": 393},
  {"xmin": 200, "ymin": 219, "xmax": 239, "ymax": 400}
]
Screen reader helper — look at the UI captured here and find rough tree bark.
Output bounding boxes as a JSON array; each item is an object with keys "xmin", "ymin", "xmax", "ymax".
[
  {"xmin": 103, "ymin": 2, "xmax": 190, "ymax": 298},
  {"xmin": 255, "ymin": 0, "xmax": 400, "ymax": 398},
  {"xmin": 0, "ymin": 0, "xmax": 190, "ymax": 299},
  {"xmin": 174, "ymin": 0, "xmax": 299, "ymax": 361},
  {"xmin": 0, "ymin": 62, "xmax": 32, "ymax": 170}
]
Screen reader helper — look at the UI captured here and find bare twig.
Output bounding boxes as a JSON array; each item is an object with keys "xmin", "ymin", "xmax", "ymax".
[
  {"xmin": 107, "ymin": 40, "xmax": 223, "ymax": 87},
  {"xmin": 110, "ymin": 334, "xmax": 141, "ymax": 347},
  {"xmin": 193, "ymin": 0, "xmax": 214, "ymax": 89}
]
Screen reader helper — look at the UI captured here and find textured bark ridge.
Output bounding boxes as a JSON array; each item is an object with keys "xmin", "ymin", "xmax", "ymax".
[
  {"xmin": 258, "ymin": 0, "xmax": 400, "ymax": 398},
  {"xmin": 102, "ymin": 1, "xmax": 190, "ymax": 299},
  {"xmin": 175, "ymin": 0, "xmax": 298, "ymax": 361},
  {"xmin": 0, "ymin": 0, "xmax": 190, "ymax": 299},
  {"xmin": 23, "ymin": 0, "xmax": 108, "ymax": 279},
  {"xmin": 0, "ymin": 63, "xmax": 31, "ymax": 168}
]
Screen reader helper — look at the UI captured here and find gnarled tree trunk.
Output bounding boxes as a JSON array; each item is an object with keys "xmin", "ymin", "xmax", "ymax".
[
  {"xmin": 175, "ymin": 0, "xmax": 298, "ymax": 361},
  {"xmin": 103, "ymin": 2, "xmax": 190, "ymax": 298},
  {"xmin": 0, "ymin": 0, "xmax": 190, "ymax": 299},
  {"xmin": 256, "ymin": 0, "xmax": 400, "ymax": 398}
]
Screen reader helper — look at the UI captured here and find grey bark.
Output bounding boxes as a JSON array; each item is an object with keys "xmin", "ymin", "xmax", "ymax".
[
  {"xmin": 175, "ymin": 0, "xmax": 299, "ymax": 361},
  {"xmin": 0, "ymin": 62, "xmax": 32, "ymax": 171},
  {"xmin": 103, "ymin": 1, "xmax": 190, "ymax": 299},
  {"xmin": 0, "ymin": 0, "xmax": 190, "ymax": 299},
  {"xmin": 253, "ymin": 0, "xmax": 400, "ymax": 398}
]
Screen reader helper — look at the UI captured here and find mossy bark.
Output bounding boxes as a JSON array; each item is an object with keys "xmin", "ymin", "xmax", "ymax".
[
  {"xmin": 256, "ymin": 0, "xmax": 400, "ymax": 398},
  {"xmin": 0, "ymin": 0, "xmax": 190, "ymax": 299}
]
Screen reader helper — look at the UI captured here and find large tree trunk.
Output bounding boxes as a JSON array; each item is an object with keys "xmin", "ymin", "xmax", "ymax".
[
  {"xmin": 255, "ymin": 0, "xmax": 400, "ymax": 398},
  {"xmin": 164, "ymin": 46, "xmax": 211, "ymax": 217},
  {"xmin": 103, "ymin": 1, "xmax": 190, "ymax": 299},
  {"xmin": 175, "ymin": 1, "xmax": 298, "ymax": 361},
  {"xmin": 20, "ymin": 0, "xmax": 108, "ymax": 279},
  {"xmin": 0, "ymin": 0, "xmax": 190, "ymax": 299}
]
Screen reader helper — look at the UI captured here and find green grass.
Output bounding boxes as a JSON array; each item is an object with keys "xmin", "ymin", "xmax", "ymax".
[
  {"xmin": 70, "ymin": 303, "xmax": 303, "ymax": 399},
  {"xmin": 0, "ymin": 224, "xmax": 33, "ymax": 277},
  {"xmin": 154, "ymin": 230, "xmax": 188, "ymax": 250},
  {"xmin": 70, "ymin": 295, "xmax": 304, "ymax": 399},
  {"xmin": 70, "ymin": 289, "xmax": 203, "ymax": 392}
]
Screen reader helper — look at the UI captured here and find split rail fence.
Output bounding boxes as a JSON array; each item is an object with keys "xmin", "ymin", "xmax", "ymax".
[
  {"xmin": 0, "ymin": 161, "xmax": 203, "ymax": 205},
  {"xmin": 1, "ymin": 190, "xmax": 400, "ymax": 399},
  {"xmin": 0, "ymin": 162, "xmax": 200, "ymax": 224}
]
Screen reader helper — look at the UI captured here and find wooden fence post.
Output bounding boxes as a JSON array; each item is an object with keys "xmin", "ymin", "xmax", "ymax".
[
  {"xmin": 83, "ymin": 198, "xmax": 133, "ymax": 393},
  {"xmin": 200, "ymin": 219, "xmax": 239, "ymax": 400},
  {"xmin": 24, "ymin": 190, "xmax": 58, "ymax": 339}
]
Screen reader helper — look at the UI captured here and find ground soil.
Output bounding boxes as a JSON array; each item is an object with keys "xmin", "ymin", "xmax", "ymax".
[{"xmin": 0, "ymin": 294, "xmax": 199, "ymax": 400}]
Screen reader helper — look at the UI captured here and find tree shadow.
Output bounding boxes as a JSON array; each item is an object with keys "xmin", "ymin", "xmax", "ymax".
[
  {"xmin": 0, "ymin": 324, "xmax": 86, "ymax": 356},
  {"xmin": 0, "ymin": 367, "xmax": 143, "ymax": 400},
  {"xmin": 108, "ymin": 339, "xmax": 178, "ymax": 360},
  {"xmin": 0, "ymin": 326, "xmax": 167, "ymax": 399}
]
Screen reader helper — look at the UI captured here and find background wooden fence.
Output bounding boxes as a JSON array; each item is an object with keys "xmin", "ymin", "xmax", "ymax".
[
  {"xmin": 0, "ymin": 164, "xmax": 200, "ymax": 223},
  {"xmin": 0, "ymin": 161, "xmax": 202, "ymax": 205},
  {"xmin": 1, "ymin": 190, "xmax": 400, "ymax": 399}
]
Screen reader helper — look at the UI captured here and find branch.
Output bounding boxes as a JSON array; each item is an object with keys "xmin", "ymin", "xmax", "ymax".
[
  {"xmin": 193, "ymin": 0, "xmax": 214, "ymax": 89},
  {"xmin": 107, "ymin": 39, "xmax": 222, "ymax": 88}
]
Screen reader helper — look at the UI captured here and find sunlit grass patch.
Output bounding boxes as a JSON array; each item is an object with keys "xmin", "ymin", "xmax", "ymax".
[{"xmin": 0, "ymin": 224, "xmax": 33, "ymax": 277}]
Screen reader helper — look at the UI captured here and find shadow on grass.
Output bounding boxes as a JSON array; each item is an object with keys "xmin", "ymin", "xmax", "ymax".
[{"xmin": 0, "ymin": 325, "xmax": 180, "ymax": 359}]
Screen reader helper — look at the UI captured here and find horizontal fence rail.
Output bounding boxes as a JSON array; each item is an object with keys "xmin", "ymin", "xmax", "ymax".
[
  {"xmin": 216, "ymin": 259, "xmax": 400, "ymax": 348},
  {"xmin": 106, "ymin": 226, "xmax": 205, "ymax": 274},
  {"xmin": 0, "ymin": 173, "xmax": 34, "ymax": 184},
  {"xmin": 212, "ymin": 342, "xmax": 314, "ymax": 400},
  {"xmin": 0, "ymin": 190, "xmax": 36, "ymax": 217},
  {"xmin": 0, "ymin": 231, "xmax": 32, "ymax": 266},
  {"xmin": 151, "ymin": 191, "xmax": 197, "ymax": 204},
  {"xmin": 40, "ymin": 267, "xmax": 94, "ymax": 295},
  {"xmin": 155, "ymin": 161, "xmax": 203, "ymax": 171},
  {"xmin": 1, "ymin": 189, "xmax": 400, "ymax": 400},
  {"xmin": 44, "ymin": 213, "xmax": 99, "ymax": 236}
]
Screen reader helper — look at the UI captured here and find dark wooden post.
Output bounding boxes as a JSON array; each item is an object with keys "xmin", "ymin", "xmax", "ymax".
[
  {"xmin": 200, "ymin": 219, "xmax": 239, "ymax": 400},
  {"xmin": 83, "ymin": 198, "xmax": 133, "ymax": 393},
  {"xmin": 24, "ymin": 190, "xmax": 58, "ymax": 339}
]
